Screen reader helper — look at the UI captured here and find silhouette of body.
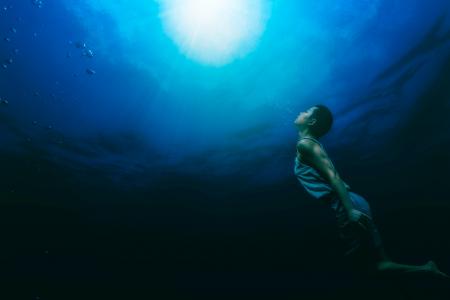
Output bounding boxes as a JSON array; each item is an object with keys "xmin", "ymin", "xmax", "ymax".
[{"xmin": 293, "ymin": 105, "xmax": 450, "ymax": 290}]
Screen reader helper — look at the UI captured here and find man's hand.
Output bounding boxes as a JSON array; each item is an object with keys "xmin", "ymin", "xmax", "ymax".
[{"xmin": 346, "ymin": 209, "xmax": 371, "ymax": 232}]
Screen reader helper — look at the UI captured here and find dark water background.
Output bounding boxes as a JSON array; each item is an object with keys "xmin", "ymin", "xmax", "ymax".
[{"xmin": 1, "ymin": 0, "xmax": 450, "ymax": 299}]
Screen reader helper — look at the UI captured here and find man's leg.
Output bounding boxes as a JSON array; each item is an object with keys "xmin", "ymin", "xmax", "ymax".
[
  {"xmin": 376, "ymin": 257, "xmax": 450, "ymax": 279},
  {"xmin": 334, "ymin": 193, "xmax": 450, "ymax": 280},
  {"xmin": 340, "ymin": 218, "xmax": 450, "ymax": 280}
]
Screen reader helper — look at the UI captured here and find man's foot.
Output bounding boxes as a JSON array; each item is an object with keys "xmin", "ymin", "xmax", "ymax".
[{"xmin": 425, "ymin": 260, "xmax": 450, "ymax": 280}]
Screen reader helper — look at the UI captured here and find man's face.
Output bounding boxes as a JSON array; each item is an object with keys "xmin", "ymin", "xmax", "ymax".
[{"xmin": 294, "ymin": 106, "xmax": 317, "ymax": 127}]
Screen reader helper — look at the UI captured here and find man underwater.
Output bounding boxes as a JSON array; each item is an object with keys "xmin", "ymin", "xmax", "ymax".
[{"xmin": 293, "ymin": 104, "xmax": 450, "ymax": 279}]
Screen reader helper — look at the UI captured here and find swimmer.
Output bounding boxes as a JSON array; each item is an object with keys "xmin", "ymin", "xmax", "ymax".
[{"xmin": 293, "ymin": 104, "xmax": 450, "ymax": 281}]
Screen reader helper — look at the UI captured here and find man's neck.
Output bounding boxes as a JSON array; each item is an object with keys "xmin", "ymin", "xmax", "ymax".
[{"xmin": 298, "ymin": 130, "xmax": 316, "ymax": 140}]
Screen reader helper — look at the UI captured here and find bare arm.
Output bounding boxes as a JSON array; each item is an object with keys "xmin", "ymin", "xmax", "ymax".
[
  {"xmin": 297, "ymin": 140, "xmax": 354, "ymax": 215},
  {"xmin": 297, "ymin": 140, "xmax": 371, "ymax": 229}
]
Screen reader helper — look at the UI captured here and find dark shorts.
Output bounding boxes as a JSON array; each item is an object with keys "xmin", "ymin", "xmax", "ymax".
[{"xmin": 323, "ymin": 192, "xmax": 384, "ymax": 265}]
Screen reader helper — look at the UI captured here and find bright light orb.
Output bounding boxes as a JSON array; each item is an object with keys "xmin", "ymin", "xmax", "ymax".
[{"xmin": 159, "ymin": 0, "xmax": 269, "ymax": 66}]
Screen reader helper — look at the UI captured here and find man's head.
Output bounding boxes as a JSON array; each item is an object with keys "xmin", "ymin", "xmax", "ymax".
[{"xmin": 294, "ymin": 104, "xmax": 333, "ymax": 138}]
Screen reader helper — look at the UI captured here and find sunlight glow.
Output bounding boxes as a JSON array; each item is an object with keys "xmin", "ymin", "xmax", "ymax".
[{"xmin": 159, "ymin": 0, "xmax": 270, "ymax": 66}]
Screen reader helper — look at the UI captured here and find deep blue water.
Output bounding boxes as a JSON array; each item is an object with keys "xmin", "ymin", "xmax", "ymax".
[{"xmin": 1, "ymin": 1, "xmax": 450, "ymax": 299}]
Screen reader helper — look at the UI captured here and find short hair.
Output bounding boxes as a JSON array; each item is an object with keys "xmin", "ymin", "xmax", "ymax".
[{"xmin": 310, "ymin": 104, "xmax": 333, "ymax": 138}]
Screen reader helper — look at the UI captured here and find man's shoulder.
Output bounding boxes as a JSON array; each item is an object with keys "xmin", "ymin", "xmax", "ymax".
[{"xmin": 297, "ymin": 138, "xmax": 322, "ymax": 153}]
